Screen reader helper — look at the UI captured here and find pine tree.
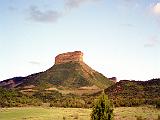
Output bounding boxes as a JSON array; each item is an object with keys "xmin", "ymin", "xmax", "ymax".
[{"xmin": 91, "ymin": 93, "xmax": 114, "ymax": 120}]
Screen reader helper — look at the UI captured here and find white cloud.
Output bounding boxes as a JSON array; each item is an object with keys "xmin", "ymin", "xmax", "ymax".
[
  {"xmin": 121, "ymin": 23, "xmax": 135, "ymax": 27},
  {"xmin": 153, "ymin": 2, "xmax": 160, "ymax": 15},
  {"xmin": 65, "ymin": 0, "xmax": 88, "ymax": 9},
  {"xmin": 144, "ymin": 36, "xmax": 160, "ymax": 47},
  {"xmin": 29, "ymin": 6, "xmax": 62, "ymax": 23},
  {"xmin": 28, "ymin": 0, "xmax": 100, "ymax": 23},
  {"xmin": 65, "ymin": 0, "xmax": 100, "ymax": 9},
  {"xmin": 28, "ymin": 61, "xmax": 41, "ymax": 65},
  {"xmin": 118, "ymin": 0, "xmax": 139, "ymax": 8}
]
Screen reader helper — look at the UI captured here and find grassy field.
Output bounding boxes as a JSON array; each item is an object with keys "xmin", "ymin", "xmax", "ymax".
[{"xmin": 0, "ymin": 106, "xmax": 159, "ymax": 120}]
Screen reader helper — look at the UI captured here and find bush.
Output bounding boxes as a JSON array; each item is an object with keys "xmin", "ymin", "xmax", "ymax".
[
  {"xmin": 156, "ymin": 100, "xmax": 160, "ymax": 109},
  {"xmin": 158, "ymin": 115, "xmax": 160, "ymax": 120},
  {"xmin": 136, "ymin": 116, "xmax": 143, "ymax": 120},
  {"xmin": 91, "ymin": 93, "xmax": 114, "ymax": 120}
]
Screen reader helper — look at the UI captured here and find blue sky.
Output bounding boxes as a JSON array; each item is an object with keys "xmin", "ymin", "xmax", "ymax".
[{"xmin": 0, "ymin": 0, "xmax": 160, "ymax": 81}]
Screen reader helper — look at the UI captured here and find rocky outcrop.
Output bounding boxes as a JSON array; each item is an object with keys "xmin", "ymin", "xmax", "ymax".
[{"xmin": 55, "ymin": 51, "xmax": 83, "ymax": 64}]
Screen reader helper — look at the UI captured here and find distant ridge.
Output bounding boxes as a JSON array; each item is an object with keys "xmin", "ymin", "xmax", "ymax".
[{"xmin": 104, "ymin": 78, "xmax": 160, "ymax": 106}]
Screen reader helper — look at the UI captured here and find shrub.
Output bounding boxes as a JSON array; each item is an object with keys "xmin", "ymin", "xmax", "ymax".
[
  {"xmin": 156, "ymin": 100, "xmax": 160, "ymax": 109},
  {"xmin": 91, "ymin": 93, "xmax": 114, "ymax": 120},
  {"xmin": 63, "ymin": 116, "xmax": 66, "ymax": 120},
  {"xmin": 136, "ymin": 116, "xmax": 143, "ymax": 120},
  {"xmin": 158, "ymin": 115, "xmax": 160, "ymax": 120}
]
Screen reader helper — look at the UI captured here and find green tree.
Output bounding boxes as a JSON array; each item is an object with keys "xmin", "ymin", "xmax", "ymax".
[{"xmin": 91, "ymin": 93, "xmax": 114, "ymax": 120}]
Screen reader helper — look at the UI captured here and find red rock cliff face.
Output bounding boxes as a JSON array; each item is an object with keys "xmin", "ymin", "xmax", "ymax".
[{"xmin": 55, "ymin": 51, "xmax": 83, "ymax": 64}]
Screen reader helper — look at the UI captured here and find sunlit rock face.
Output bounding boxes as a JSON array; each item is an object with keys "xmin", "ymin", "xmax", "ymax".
[{"xmin": 55, "ymin": 51, "xmax": 83, "ymax": 64}]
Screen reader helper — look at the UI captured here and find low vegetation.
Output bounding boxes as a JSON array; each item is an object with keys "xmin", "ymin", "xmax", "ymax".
[
  {"xmin": 0, "ymin": 78, "xmax": 159, "ymax": 111},
  {"xmin": 0, "ymin": 106, "xmax": 159, "ymax": 120},
  {"xmin": 0, "ymin": 87, "xmax": 42, "ymax": 107},
  {"xmin": 114, "ymin": 106, "xmax": 160, "ymax": 120},
  {"xmin": 105, "ymin": 78, "xmax": 160, "ymax": 107},
  {"xmin": 0, "ymin": 78, "xmax": 160, "ymax": 108}
]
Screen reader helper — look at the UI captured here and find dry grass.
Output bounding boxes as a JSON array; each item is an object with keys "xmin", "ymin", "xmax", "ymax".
[
  {"xmin": 0, "ymin": 107, "xmax": 91, "ymax": 120},
  {"xmin": 0, "ymin": 106, "xmax": 159, "ymax": 120},
  {"xmin": 114, "ymin": 106, "xmax": 160, "ymax": 120},
  {"xmin": 23, "ymin": 85, "xmax": 35, "ymax": 89},
  {"xmin": 58, "ymin": 89, "xmax": 101, "ymax": 95}
]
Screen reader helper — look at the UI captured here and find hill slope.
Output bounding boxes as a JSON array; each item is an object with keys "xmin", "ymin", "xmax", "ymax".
[
  {"xmin": 104, "ymin": 78, "xmax": 160, "ymax": 106},
  {"xmin": 16, "ymin": 61, "xmax": 113, "ymax": 90},
  {"xmin": 0, "ymin": 51, "xmax": 114, "ymax": 92}
]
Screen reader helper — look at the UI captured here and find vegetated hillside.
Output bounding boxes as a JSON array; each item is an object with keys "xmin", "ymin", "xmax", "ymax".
[
  {"xmin": 0, "ymin": 51, "xmax": 115, "ymax": 108},
  {"xmin": 105, "ymin": 78, "xmax": 160, "ymax": 107},
  {"xmin": 0, "ymin": 61, "xmax": 114, "ymax": 91},
  {"xmin": 24, "ymin": 61, "xmax": 113, "ymax": 89},
  {"xmin": 0, "ymin": 87, "xmax": 42, "ymax": 107}
]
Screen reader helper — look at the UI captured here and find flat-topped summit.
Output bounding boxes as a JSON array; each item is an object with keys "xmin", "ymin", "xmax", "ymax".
[
  {"xmin": 0, "ymin": 51, "xmax": 114, "ymax": 91},
  {"xmin": 55, "ymin": 51, "xmax": 83, "ymax": 64}
]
